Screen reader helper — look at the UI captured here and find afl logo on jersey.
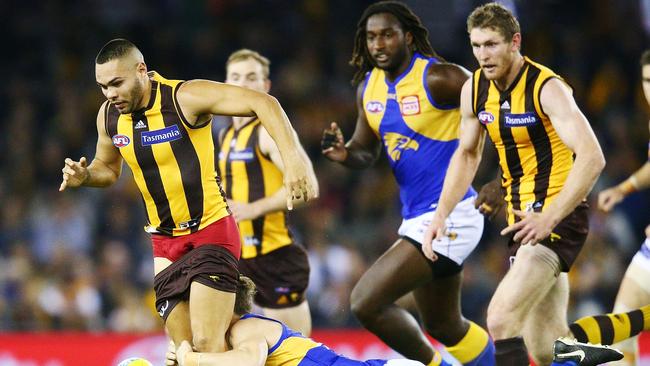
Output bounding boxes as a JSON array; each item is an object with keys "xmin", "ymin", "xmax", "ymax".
[
  {"xmin": 366, "ymin": 101, "xmax": 384, "ymax": 113},
  {"xmin": 478, "ymin": 111, "xmax": 495, "ymax": 125},
  {"xmin": 112, "ymin": 134, "xmax": 131, "ymax": 148}
]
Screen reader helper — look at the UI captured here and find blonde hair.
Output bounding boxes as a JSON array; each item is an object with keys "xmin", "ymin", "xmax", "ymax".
[
  {"xmin": 226, "ymin": 49, "xmax": 271, "ymax": 79},
  {"xmin": 467, "ymin": 2, "xmax": 520, "ymax": 41}
]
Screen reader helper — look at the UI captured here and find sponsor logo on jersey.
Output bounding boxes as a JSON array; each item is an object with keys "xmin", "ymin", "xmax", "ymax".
[
  {"xmin": 366, "ymin": 101, "xmax": 385, "ymax": 113},
  {"xmin": 504, "ymin": 112, "xmax": 538, "ymax": 127},
  {"xmin": 112, "ymin": 134, "xmax": 131, "ymax": 148},
  {"xmin": 228, "ymin": 148, "xmax": 255, "ymax": 161},
  {"xmin": 478, "ymin": 110, "xmax": 495, "ymax": 125},
  {"xmin": 400, "ymin": 95, "xmax": 420, "ymax": 116},
  {"xmin": 243, "ymin": 236, "xmax": 260, "ymax": 246},
  {"xmin": 141, "ymin": 124, "xmax": 182, "ymax": 146},
  {"xmin": 384, "ymin": 132, "xmax": 419, "ymax": 162}
]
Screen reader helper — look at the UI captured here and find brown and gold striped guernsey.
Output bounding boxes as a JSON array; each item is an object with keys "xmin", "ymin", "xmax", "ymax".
[
  {"xmin": 217, "ymin": 119, "xmax": 293, "ymax": 259},
  {"xmin": 105, "ymin": 72, "xmax": 229, "ymax": 236},
  {"xmin": 472, "ymin": 57, "xmax": 575, "ymax": 224}
]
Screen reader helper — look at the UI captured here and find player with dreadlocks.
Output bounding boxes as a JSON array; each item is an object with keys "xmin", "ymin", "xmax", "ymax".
[{"xmin": 321, "ymin": 2, "xmax": 496, "ymax": 366}]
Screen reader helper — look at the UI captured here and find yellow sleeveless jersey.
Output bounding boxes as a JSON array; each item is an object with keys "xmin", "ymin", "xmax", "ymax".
[
  {"xmin": 471, "ymin": 57, "xmax": 574, "ymax": 224},
  {"xmin": 217, "ymin": 119, "xmax": 293, "ymax": 259},
  {"xmin": 105, "ymin": 72, "xmax": 229, "ymax": 236},
  {"xmin": 362, "ymin": 52, "xmax": 474, "ymax": 219}
]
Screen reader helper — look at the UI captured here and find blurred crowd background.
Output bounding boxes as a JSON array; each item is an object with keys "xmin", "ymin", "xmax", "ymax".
[{"xmin": 1, "ymin": 0, "xmax": 649, "ymax": 333}]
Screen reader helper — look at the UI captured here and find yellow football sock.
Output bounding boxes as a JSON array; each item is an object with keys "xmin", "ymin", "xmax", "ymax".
[
  {"xmin": 427, "ymin": 350, "xmax": 444, "ymax": 366},
  {"xmin": 444, "ymin": 321, "xmax": 490, "ymax": 364},
  {"xmin": 569, "ymin": 304, "xmax": 650, "ymax": 345}
]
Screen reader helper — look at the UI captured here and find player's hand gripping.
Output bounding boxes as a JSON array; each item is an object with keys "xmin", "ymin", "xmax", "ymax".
[
  {"xmin": 59, "ymin": 157, "xmax": 89, "ymax": 191},
  {"xmin": 500, "ymin": 210, "xmax": 555, "ymax": 245},
  {"xmin": 422, "ymin": 214, "xmax": 447, "ymax": 262},
  {"xmin": 475, "ymin": 178, "xmax": 504, "ymax": 220},
  {"xmin": 597, "ymin": 186, "xmax": 625, "ymax": 212},
  {"xmin": 321, "ymin": 122, "xmax": 348, "ymax": 162}
]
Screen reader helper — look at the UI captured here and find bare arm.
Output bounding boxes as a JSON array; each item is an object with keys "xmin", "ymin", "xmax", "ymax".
[
  {"xmin": 59, "ymin": 102, "xmax": 123, "ymax": 191},
  {"xmin": 229, "ymin": 127, "xmax": 319, "ymax": 221},
  {"xmin": 598, "ymin": 121, "xmax": 650, "ymax": 211},
  {"xmin": 179, "ymin": 319, "xmax": 273, "ymax": 366},
  {"xmin": 432, "ymin": 79, "xmax": 486, "ymax": 221},
  {"xmin": 501, "ymin": 78, "xmax": 605, "ymax": 244},
  {"xmin": 539, "ymin": 78, "xmax": 605, "ymax": 222},
  {"xmin": 176, "ymin": 80, "xmax": 316, "ymax": 207},
  {"xmin": 321, "ymin": 81, "xmax": 382, "ymax": 169},
  {"xmin": 422, "ymin": 79, "xmax": 486, "ymax": 260}
]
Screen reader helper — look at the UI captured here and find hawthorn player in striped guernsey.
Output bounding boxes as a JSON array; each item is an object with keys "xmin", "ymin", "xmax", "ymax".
[
  {"xmin": 421, "ymin": 2, "xmax": 611, "ymax": 365},
  {"xmin": 59, "ymin": 39, "xmax": 316, "ymax": 357},
  {"xmin": 217, "ymin": 49, "xmax": 317, "ymax": 336}
]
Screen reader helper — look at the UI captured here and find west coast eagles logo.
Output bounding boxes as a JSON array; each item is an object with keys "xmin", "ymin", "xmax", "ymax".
[{"xmin": 384, "ymin": 132, "xmax": 419, "ymax": 161}]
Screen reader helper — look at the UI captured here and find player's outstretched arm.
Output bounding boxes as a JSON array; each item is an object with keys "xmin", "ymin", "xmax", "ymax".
[
  {"xmin": 422, "ymin": 79, "xmax": 486, "ymax": 260},
  {"xmin": 59, "ymin": 102, "xmax": 123, "ymax": 191},
  {"xmin": 176, "ymin": 80, "xmax": 317, "ymax": 209},
  {"xmin": 321, "ymin": 81, "xmax": 381, "ymax": 168}
]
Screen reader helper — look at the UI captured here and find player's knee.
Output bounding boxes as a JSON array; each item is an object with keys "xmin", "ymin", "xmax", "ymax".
[
  {"xmin": 350, "ymin": 286, "xmax": 370, "ymax": 315},
  {"xmin": 350, "ymin": 298, "xmax": 373, "ymax": 324},
  {"xmin": 486, "ymin": 307, "xmax": 510, "ymax": 338},
  {"xmin": 192, "ymin": 334, "xmax": 224, "ymax": 353}
]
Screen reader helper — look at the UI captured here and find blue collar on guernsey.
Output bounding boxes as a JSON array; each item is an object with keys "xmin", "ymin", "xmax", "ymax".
[
  {"xmin": 239, "ymin": 313, "xmax": 302, "ymax": 354},
  {"xmin": 384, "ymin": 52, "xmax": 429, "ymax": 87}
]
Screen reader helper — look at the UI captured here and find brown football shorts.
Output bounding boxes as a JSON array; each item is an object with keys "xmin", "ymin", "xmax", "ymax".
[
  {"xmin": 154, "ymin": 244, "xmax": 239, "ymax": 321},
  {"xmin": 238, "ymin": 244, "xmax": 310, "ymax": 309},
  {"xmin": 508, "ymin": 201, "xmax": 589, "ymax": 272}
]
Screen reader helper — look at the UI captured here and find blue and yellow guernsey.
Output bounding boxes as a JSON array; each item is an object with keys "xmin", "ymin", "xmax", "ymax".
[
  {"xmin": 362, "ymin": 53, "xmax": 475, "ymax": 219},
  {"xmin": 242, "ymin": 314, "xmax": 388, "ymax": 366}
]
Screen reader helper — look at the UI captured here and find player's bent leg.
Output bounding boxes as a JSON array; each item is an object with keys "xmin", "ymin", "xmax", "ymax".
[
  {"xmin": 189, "ymin": 281, "xmax": 235, "ymax": 353},
  {"xmin": 488, "ymin": 244, "xmax": 562, "ymax": 365},
  {"xmin": 350, "ymin": 239, "xmax": 441, "ymax": 364},
  {"xmin": 165, "ymin": 300, "xmax": 193, "ymax": 350},
  {"xmin": 522, "ymin": 272, "xmax": 570, "ymax": 366},
  {"xmin": 263, "ymin": 300, "xmax": 312, "ymax": 336},
  {"xmin": 413, "ymin": 272, "xmax": 494, "ymax": 366}
]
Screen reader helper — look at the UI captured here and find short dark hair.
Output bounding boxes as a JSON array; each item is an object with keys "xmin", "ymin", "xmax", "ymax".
[
  {"xmin": 350, "ymin": 1, "xmax": 442, "ymax": 85},
  {"xmin": 95, "ymin": 38, "xmax": 139, "ymax": 64},
  {"xmin": 641, "ymin": 50, "xmax": 650, "ymax": 67},
  {"xmin": 234, "ymin": 275, "xmax": 256, "ymax": 315},
  {"xmin": 467, "ymin": 2, "xmax": 520, "ymax": 41}
]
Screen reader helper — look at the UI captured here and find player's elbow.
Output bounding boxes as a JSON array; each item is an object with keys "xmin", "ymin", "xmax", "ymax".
[
  {"xmin": 259, "ymin": 93, "xmax": 281, "ymax": 113},
  {"xmin": 587, "ymin": 144, "xmax": 606, "ymax": 174},
  {"xmin": 594, "ymin": 150, "xmax": 606, "ymax": 173}
]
